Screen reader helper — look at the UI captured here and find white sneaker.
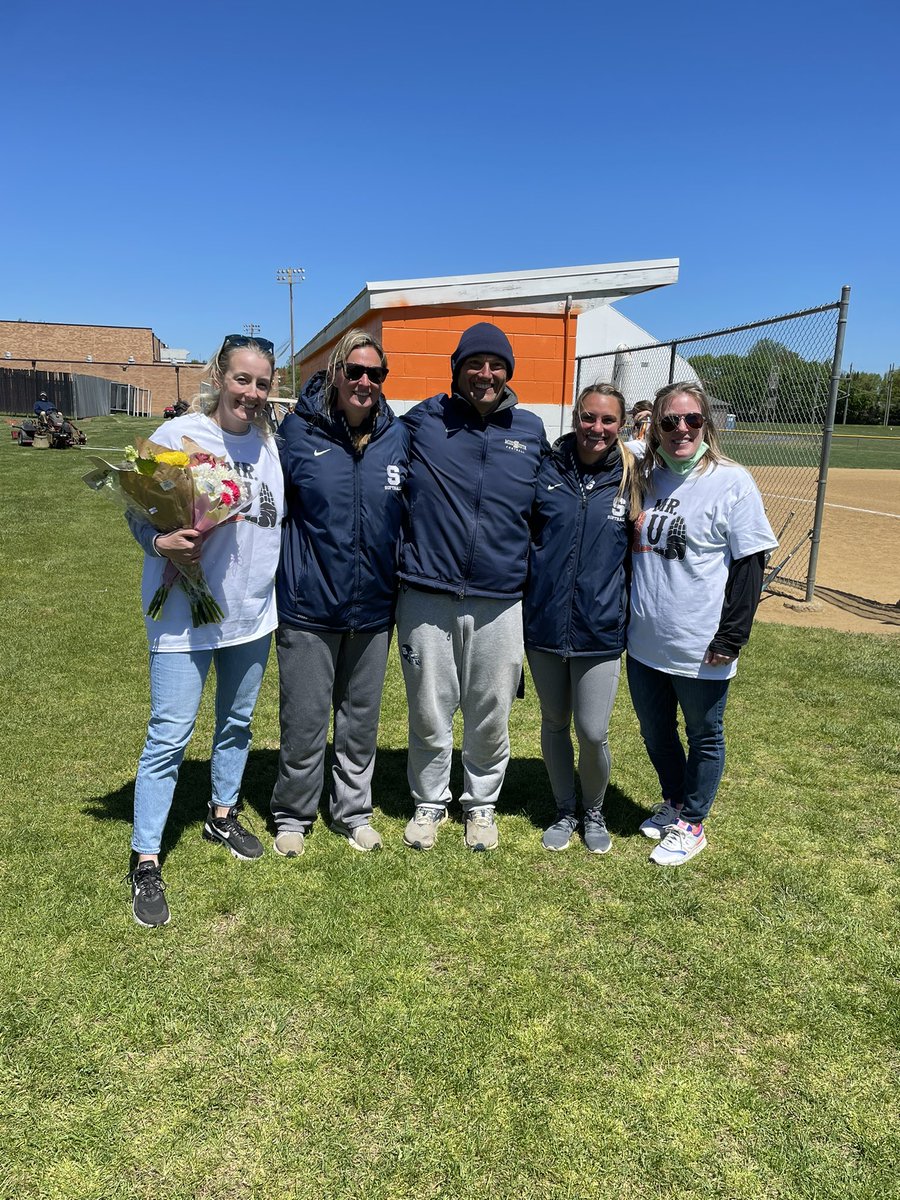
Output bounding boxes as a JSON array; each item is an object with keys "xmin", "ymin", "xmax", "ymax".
[
  {"xmin": 649, "ymin": 819, "xmax": 707, "ymax": 866},
  {"xmin": 639, "ymin": 801, "xmax": 683, "ymax": 841},
  {"xmin": 344, "ymin": 824, "xmax": 383, "ymax": 852}
]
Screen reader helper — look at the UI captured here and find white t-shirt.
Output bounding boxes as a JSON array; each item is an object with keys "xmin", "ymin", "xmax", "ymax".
[
  {"xmin": 140, "ymin": 413, "xmax": 285, "ymax": 652},
  {"xmin": 627, "ymin": 459, "xmax": 777, "ymax": 679}
]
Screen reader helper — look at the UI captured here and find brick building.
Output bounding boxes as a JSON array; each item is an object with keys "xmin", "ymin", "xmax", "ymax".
[
  {"xmin": 295, "ymin": 259, "xmax": 678, "ymax": 436},
  {"xmin": 0, "ymin": 320, "xmax": 205, "ymax": 415}
]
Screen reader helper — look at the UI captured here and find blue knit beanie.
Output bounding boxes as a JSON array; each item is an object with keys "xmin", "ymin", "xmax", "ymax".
[{"xmin": 450, "ymin": 322, "xmax": 515, "ymax": 382}]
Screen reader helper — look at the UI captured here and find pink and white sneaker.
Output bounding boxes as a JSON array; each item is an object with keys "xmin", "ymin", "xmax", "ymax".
[{"xmin": 649, "ymin": 819, "xmax": 707, "ymax": 866}]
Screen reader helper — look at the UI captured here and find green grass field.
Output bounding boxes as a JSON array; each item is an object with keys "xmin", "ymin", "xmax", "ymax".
[
  {"xmin": 722, "ymin": 424, "xmax": 900, "ymax": 471},
  {"xmin": 1, "ymin": 418, "xmax": 898, "ymax": 1199}
]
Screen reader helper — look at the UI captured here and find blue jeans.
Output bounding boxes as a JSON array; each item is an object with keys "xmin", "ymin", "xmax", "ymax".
[
  {"xmin": 625, "ymin": 655, "xmax": 731, "ymax": 824},
  {"xmin": 132, "ymin": 636, "xmax": 271, "ymax": 855}
]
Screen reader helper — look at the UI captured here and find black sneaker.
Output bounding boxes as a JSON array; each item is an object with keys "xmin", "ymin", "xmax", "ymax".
[
  {"xmin": 130, "ymin": 859, "xmax": 171, "ymax": 928},
  {"xmin": 202, "ymin": 808, "xmax": 264, "ymax": 860}
]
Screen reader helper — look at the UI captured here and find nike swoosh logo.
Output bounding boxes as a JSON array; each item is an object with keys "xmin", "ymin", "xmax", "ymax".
[
  {"xmin": 547, "ymin": 483, "xmax": 563, "ymax": 490},
  {"xmin": 314, "ymin": 448, "xmax": 332, "ymax": 457}
]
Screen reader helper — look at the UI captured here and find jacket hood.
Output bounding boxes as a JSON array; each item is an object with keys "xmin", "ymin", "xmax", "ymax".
[
  {"xmin": 451, "ymin": 383, "xmax": 520, "ymax": 418},
  {"xmin": 551, "ymin": 431, "xmax": 623, "ymax": 476},
  {"xmin": 295, "ymin": 369, "xmax": 393, "ymax": 438}
]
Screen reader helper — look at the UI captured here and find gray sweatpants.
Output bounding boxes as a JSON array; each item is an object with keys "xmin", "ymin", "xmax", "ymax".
[
  {"xmin": 396, "ymin": 587, "xmax": 524, "ymax": 812},
  {"xmin": 270, "ymin": 625, "xmax": 391, "ymax": 833},
  {"xmin": 525, "ymin": 649, "xmax": 622, "ymax": 814}
]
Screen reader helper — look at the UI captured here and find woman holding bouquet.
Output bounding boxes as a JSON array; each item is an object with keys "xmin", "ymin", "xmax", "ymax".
[
  {"xmin": 127, "ymin": 334, "xmax": 284, "ymax": 927},
  {"xmin": 269, "ymin": 329, "xmax": 409, "ymax": 856}
]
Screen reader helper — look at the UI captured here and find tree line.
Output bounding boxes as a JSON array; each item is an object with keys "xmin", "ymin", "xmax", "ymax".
[{"xmin": 688, "ymin": 339, "xmax": 897, "ymax": 425}]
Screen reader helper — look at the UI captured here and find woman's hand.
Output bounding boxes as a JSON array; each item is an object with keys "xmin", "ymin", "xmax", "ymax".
[
  {"xmin": 153, "ymin": 529, "xmax": 203, "ymax": 566},
  {"xmin": 703, "ymin": 649, "xmax": 736, "ymax": 666}
]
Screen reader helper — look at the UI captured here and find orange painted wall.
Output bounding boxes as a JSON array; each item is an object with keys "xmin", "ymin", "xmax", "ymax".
[{"xmin": 297, "ymin": 307, "xmax": 578, "ymax": 405}]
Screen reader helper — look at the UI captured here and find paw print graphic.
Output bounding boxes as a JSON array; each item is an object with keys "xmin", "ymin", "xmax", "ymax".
[{"xmin": 245, "ymin": 483, "xmax": 278, "ymax": 528}]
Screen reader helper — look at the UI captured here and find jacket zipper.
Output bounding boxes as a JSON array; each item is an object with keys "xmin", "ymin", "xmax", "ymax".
[{"xmin": 459, "ymin": 425, "xmax": 490, "ymax": 599}]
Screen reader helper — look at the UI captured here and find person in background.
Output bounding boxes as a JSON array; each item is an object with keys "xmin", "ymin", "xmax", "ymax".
[
  {"xmin": 34, "ymin": 391, "xmax": 56, "ymax": 419},
  {"xmin": 627, "ymin": 382, "xmax": 777, "ymax": 865},
  {"xmin": 270, "ymin": 330, "xmax": 409, "ymax": 856},
  {"xmin": 398, "ymin": 323, "xmax": 549, "ymax": 852},
  {"xmin": 524, "ymin": 385, "xmax": 640, "ymax": 853},
  {"xmin": 126, "ymin": 334, "xmax": 284, "ymax": 926},
  {"xmin": 624, "ymin": 400, "xmax": 653, "ymax": 455}
]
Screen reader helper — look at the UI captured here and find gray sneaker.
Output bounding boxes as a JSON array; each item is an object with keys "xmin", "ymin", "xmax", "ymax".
[
  {"xmin": 583, "ymin": 807, "xmax": 612, "ymax": 854},
  {"xmin": 273, "ymin": 830, "xmax": 305, "ymax": 858},
  {"xmin": 403, "ymin": 805, "xmax": 447, "ymax": 851},
  {"xmin": 465, "ymin": 805, "xmax": 498, "ymax": 852},
  {"xmin": 542, "ymin": 812, "xmax": 578, "ymax": 851},
  {"xmin": 639, "ymin": 801, "xmax": 682, "ymax": 841},
  {"xmin": 344, "ymin": 824, "xmax": 383, "ymax": 852}
]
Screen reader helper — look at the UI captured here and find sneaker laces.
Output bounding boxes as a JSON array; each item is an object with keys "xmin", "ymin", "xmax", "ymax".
[
  {"xmin": 660, "ymin": 821, "xmax": 699, "ymax": 848},
  {"xmin": 651, "ymin": 801, "xmax": 681, "ymax": 823},
  {"xmin": 583, "ymin": 808, "xmax": 607, "ymax": 828},
  {"xmin": 468, "ymin": 806, "xmax": 495, "ymax": 825},
  {"xmin": 131, "ymin": 861, "xmax": 165, "ymax": 896},
  {"xmin": 413, "ymin": 805, "xmax": 444, "ymax": 825},
  {"xmin": 213, "ymin": 806, "xmax": 255, "ymax": 837}
]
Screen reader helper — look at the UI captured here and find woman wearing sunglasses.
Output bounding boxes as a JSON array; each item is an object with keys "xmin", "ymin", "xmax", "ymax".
[
  {"xmin": 524, "ymin": 385, "xmax": 641, "ymax": 853},
  {"xmin": 270, "ymin": 329, "xmax": 409, "ymax": 856},
  {"xmin": 127, "ymin": 334, "xmax": 285, "ymax": 927},
  {"xmin": 627, "ymin": 382, "xmax": 777, "ymax": 865}
]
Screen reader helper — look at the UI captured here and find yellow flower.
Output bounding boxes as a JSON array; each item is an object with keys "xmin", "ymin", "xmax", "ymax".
[{"xmin": 154, "ymin": 450, "xmax": 190, "ymax": 467}]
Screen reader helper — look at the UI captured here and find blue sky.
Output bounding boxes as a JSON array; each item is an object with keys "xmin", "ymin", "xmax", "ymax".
[{"xmin": 4, "ymin": 0, "xmax": 897, "ymax": 371}]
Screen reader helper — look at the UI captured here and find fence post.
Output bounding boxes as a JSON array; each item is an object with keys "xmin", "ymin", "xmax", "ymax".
[
  {"xmin": 805, "ymin": 286, "xmax": 851, "ymax": 602},
  {"xmin": 667, "ymin": 341, "xmax": 678, "ymax": 385}
]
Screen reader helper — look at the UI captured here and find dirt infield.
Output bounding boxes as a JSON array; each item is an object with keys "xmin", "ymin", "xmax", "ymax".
[{"xmin": 752, "ymin": 468, "xmax": 899, "ymax": 636}]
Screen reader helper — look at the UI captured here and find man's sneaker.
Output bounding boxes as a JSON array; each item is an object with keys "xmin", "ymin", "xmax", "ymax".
[
  {"xmin": 583, "ymin": 807, "xmax": 612, "ymax": 854},
  {"xmin": 542, "ymin": 812, "xmax": 578, "ymax": 851},
  {"xmin": 203, "ymin": 808, "xmax": 264, "ymax": 860},
  {"xmin": 639, "ymin": 801, "xmax": 683, "ymax": 841},
  {"xmin": 403, "ymin": 805, "xmax": 448, "ymax": 851},
  {"xmin": 273, "ymin": 830, "xmax": 305, "ymax": 858},
  {"xmin": 342, "ymin": 824, "xmax": 383, "ymax": 852},
  {"xmin": 130, "ymin": 859, "xmax": 170, "ymax": 928},
  {"xmin": 465, "ymin": 806, "xmax": 498, "ymax": 852},
  {"xmin": 649, "ymin": 819, "xmax": 707, "ymax": 866}
]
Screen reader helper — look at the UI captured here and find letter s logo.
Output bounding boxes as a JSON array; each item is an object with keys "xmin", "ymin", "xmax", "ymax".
[{"xmin": 386, "ymin": 465, "xmax": 401, "ymax": 487}]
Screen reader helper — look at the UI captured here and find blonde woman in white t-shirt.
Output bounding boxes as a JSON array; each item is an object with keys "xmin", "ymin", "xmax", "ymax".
[
  {"xmin": 126, "ymin": 334, "xmax": 285, "ymax": 926},
  {"xmin": 627, "ymin": 382, "xmax": 777, "ymax": 866}
]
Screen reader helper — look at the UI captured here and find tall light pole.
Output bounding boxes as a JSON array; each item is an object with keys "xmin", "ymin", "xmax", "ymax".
[
  {"xmin": 243, "ymin": 322, "xmax": 261, "ymax": 338},
  {"xmin": 276, "ymin": 267, "xmax": 305, "ymax": 397}
]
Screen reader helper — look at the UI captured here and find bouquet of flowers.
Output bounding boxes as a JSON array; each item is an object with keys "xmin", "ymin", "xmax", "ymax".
[{"xmin": 84, "ymin": 435, "xmax": 250, "ymax": 626}]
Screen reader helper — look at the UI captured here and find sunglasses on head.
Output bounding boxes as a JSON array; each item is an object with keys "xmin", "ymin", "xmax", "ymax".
[
  {"xmin": 659, "ymin": 411, "xmax": 704, "ymax": 432},
  {"xmin": 223, "ymin": 333, "xmax": 275, "ymax": 355},
  {"xmin": 341, "ymin": 362, "xmax": 388, "ymax": 384}
]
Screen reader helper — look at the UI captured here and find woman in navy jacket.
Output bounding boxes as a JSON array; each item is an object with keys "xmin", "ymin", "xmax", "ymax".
[
  {"xmin": 270, "ymin": 329, "xmax": 409, "ymax": 856},
  {"xmin": 524, "ymin": 384, "xmax": 639, "ymax": 854}
]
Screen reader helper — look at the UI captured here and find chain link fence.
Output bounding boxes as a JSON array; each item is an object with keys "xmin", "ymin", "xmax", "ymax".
[{"xmin": 576, "ymin": 298, "xmax": 847, "ymax": 599}]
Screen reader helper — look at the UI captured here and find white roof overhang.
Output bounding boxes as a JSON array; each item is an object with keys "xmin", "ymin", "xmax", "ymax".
[{"xmin": 297, "ymin": 258, "xmax": 678, "ymax": 362}]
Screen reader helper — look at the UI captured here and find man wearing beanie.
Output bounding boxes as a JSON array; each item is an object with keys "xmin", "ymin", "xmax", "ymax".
[{"xmin": 398, "ymin": 321, "xmax": 550, "ymax": 852}]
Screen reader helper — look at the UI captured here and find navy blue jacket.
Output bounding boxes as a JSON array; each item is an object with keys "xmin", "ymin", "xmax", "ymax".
[
  {"xmin": 399, "ymin": 389, "xmax": 550, "ymax": 599},
  {"xmin": 524, "ymin": 435, "xmax": 630, "ymax": 658},
  {"xmin": 276, "ymin": 373, "xmax": 410, "ymax": 633}
]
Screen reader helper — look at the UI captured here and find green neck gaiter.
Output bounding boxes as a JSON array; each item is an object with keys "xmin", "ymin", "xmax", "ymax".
[{"xmin": 657, "ymin": 441, "xmax": 709, "ymax": 476}]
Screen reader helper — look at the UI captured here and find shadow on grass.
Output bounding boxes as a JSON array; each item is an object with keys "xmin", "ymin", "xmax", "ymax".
[{"xmin": 85, "ymin": 744, "xmax": 649, "ymax": 856}]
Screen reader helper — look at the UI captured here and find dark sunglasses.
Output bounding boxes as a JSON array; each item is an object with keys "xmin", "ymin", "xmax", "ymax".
[
  {"xmin": 659, "ymin": 411, "xmax": 704, "ymax": 432},
  {"xmin": 341, "ymin": 362, "xmax": 388, "ymax": 384},
  {"xmin": 223, "ymin": 333, "xmax": 275, "ymax": 355}
]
